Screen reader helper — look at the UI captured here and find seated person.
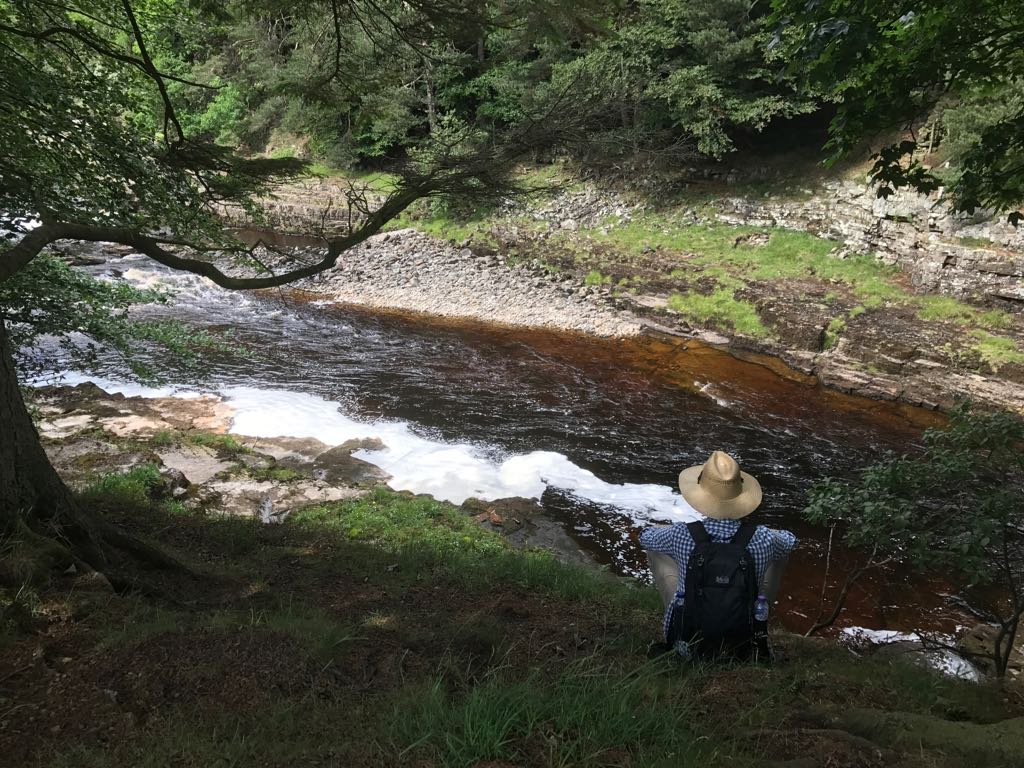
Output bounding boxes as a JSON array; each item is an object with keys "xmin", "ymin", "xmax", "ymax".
[{"xmin": 639, "ymin": 450, "xmax": 796, "ymax": 659}]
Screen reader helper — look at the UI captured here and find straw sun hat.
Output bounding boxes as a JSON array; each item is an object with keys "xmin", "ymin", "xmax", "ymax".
[{"xmin": 678, "ymin": 450, "xmax": 762, "ymax": 520}]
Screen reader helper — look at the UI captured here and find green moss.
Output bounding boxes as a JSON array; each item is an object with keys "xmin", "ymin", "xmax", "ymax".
[
  {"xmin": 823, "ymin": 316, "xmax": 846, "ymax": 350},
  {"xmin": 667, "ymin": 289, "xmax": 768, "ymax": 337},
  {"xmin": 584, "ymin": 269, "xmax": 611, "ymax": 286}
]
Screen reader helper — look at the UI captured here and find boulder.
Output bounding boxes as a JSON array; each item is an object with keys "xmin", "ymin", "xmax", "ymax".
[
  {"xmin": 312, "ymin": 442, "xmax": 390, "ymax": 486},
  {"xmin": 156, "ymin": 445, "xmax": 233, "ymax": 485},
  {"xmin": 956, "ymin": 623, "xmax": 1024, "ymax": 676}
]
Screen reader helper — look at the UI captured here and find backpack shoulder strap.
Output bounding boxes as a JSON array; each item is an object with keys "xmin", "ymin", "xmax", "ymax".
[
  {"xmin": 685, "ymin": 521, "xmax": 710, "ymax": 544},
  {"xmin": 729, "ymin": 523, "xmax": 756, "ymax": 550}
]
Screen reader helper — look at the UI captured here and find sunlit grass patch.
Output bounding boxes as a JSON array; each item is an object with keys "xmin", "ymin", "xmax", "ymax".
[
  {"xmin": 292, "ymin": 490, "xmax": 654, "ymax": 608},
  {"xmin": 971, "ymin": 331, "xmax": 1024, "ymax": 370},
  {"xmin": 589, "ymin": 217, "xmax": 916, "ymax": 309},
  {"xmin": 917, "ymin": 295, "xmax": 1012, "ymax": 330},
  {"xmin": 386, "ymin": 210, "xmax": 498, "ymax": 247},
  {"xmin": 667, "ymin": 289, "xmax": 768, "ymax": 338}
]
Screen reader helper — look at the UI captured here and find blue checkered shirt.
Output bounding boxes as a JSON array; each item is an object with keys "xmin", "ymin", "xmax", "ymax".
[{"xmin": 639, "ymin": 519, "xmax": 797, "ymax": 639}]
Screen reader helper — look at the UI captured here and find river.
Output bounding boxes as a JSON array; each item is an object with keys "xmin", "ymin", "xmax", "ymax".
[{"xmin": 69, "ymin": 254, "xmax": 961, "ymax": 634}]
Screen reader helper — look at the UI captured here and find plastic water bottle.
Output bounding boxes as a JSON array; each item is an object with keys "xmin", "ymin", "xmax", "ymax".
[{"xmin": 754, "ymin": 594, "xmax": 770, "ymax": 622}]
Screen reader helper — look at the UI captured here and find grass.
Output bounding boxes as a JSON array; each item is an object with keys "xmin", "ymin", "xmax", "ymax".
[
  {"xmin": 392, "ymin": 660, "xmax": 717, "ymax": 767},
  {"xmin": 291, "ymin": 490, "xmax": 647, "ymax": 606},
  {"xmin": 150, "ymin": 428, "xmax": 175, "ymax": 447},
  {"xmin": 267, "ymin": 150, "xmax": 400, "ymax": 193},
  {"xmin": 917, "ymin": 295, "xmax": 1012, "ymax": 329},
  {"xmin": 972, "ymin": 331, "xmax": 1024, "ymax": 370},
  {"xmin": 667, "ymin": 289, "xmax": 768, "ymax": 338},
  {"xmin": 11, "ymin": 481, "xmax": 1020, "ymax": 768},
  {"xmin": 386, "ymin": 209, "xmax": 498, "ymax": 247},
  {"xmin": 823, "ymin": 316, "xmax": 846, "ymax": 350},
  {"xmin": 585, "ymin": 217, "xmax": 917, "ymax": 311},
  {"xmin": 584, "ymin": 269, "xmax": 612, "ymax": 286},
  {"xmin": 186, "ymin": 432, "xmax": 251, "ymax": 455},
  {"xmin": 78, "ymin": 464, "xmax": 163, "ymax": 508}
]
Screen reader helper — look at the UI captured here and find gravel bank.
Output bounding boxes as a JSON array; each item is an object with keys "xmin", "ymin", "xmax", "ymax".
[{"xmin": 303, "ymin": 228, "xmax": 643, "ymax": 336}]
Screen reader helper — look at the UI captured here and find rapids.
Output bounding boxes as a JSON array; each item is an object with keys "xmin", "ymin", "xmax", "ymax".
[{"xmin": 62, "ymin": 255, "xmax": 960, "ymax": 633}]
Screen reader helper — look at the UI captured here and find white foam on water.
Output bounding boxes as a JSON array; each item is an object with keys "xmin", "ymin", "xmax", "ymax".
[
  {"xmin": 40, "ymin": 373, "xmax": 698, "ymax": 523},
  {"xmin": 840, "ymin": 627, "xmax": 983, "ymax": 681},
  {"xmin": 221, "ymin": 385, "xmax": 699, "ymax": 521},
  {"xmin": 33, "ymin": 371, "xmax": 202, "ymax": 399},
  {"xmin": 696, "ymin": 381, "xmax": 731, "ymax": 407}
]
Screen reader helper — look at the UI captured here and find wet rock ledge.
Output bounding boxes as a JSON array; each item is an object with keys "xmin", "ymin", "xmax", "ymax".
[{"xmin": 36, "ymin": 383, "xmax": 595, "ymax": 566}]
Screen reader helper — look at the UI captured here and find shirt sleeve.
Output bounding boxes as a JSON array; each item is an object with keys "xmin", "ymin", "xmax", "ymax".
[
  {"xmin": 767, "ymin": 528, "xmax": 797, "ymax": 561},
  {"xmin": 638, "ymin": 524, "xmax": 681, "ymax": 555}
]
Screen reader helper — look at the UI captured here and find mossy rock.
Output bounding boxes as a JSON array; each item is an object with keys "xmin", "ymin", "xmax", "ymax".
[{"xmin": 836, "ymin": 707, "xmax": 1024, "ymax": 765}]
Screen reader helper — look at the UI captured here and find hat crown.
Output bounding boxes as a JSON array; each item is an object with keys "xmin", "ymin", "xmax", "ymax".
[
  {"xmin": 699, "ymin": 451, "xmax": 743, "ymax": 500},
  {"xmin": 678, "ymin": 450, "xmax": 762, "ymax": 520}
]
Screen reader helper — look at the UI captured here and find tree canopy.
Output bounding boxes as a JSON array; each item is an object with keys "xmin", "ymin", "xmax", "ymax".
[
  {"xmin": 772, "ymin": 0, "xmax": 1024, "ymax": 220},
  {"xmin": 804, "ymin": 405, "xmax": 1024, "ymax": 676}
]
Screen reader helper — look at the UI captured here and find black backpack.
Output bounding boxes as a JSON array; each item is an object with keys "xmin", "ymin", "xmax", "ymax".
[{"xmin": 668, "ymin": 521, "xmax": 761, "ymax": 661}]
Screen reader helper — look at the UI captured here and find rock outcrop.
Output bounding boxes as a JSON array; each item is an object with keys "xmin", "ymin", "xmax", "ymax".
[{"xmin": 717, "ymin": 181, "xmax": 1024, "ymax": 307}]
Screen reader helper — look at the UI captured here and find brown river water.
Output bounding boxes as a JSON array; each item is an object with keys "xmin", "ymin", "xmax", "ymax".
[{"xmin": 90, "ymin": 256, "xmax": 962, "ymax": 636}]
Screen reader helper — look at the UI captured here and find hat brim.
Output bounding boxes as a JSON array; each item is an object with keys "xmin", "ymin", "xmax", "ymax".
[{"xmin": 678, "ymin": 464, "xmax": 762, "ymax": 520}]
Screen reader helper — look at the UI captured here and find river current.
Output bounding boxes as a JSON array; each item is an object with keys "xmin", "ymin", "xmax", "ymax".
[{"xmin": 64, "ymin": 255, "xmax": 958, "ymax": 633}]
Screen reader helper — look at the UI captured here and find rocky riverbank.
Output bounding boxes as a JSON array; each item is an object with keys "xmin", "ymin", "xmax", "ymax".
[
  {"xmin": 301, "ymin": 227, "xmax": 642, "ymax": 337},
  {"xmin": 54, "ymin": 169, "xmax": 1024, "ymax": 413},
  {"xmin": 267, "ymin": 175, "xmax": 1023, "ymax": 414},
  {"xmin": 34, "ymin": 382, "xmax": 595, "ymax": 563}
]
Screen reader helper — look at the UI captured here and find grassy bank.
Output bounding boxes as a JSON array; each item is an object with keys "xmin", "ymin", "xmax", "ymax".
[
  {"xmin": 381, "ymin": 165, "xmax": 1024, "ymax": 374},
  {"xmin": 3, "ymin": 465, "xmax": 1023, "ymax": 767}
]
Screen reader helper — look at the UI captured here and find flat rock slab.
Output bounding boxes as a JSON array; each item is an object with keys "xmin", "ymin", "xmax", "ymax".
[
  {"xmin": 38, "ymin": 414, "xmax": 97, "ymax": 439},
  {"xmin": 312, "ymin": 441, "xmax": 390, "ymax": 486},
  {"xmin": 36, "ymin": 383, "xmax": 234, "ymax": 437},
  {"xmin": 238, "ymin": 435, "xmax": 333, "ymax": 464},
  {"xmin": 157, "ymin": 446, "xmax": 233, "ymax": 485},
  {"xmin": 204, "ymin": 477, "xmax": 364, "ymax": 521}
]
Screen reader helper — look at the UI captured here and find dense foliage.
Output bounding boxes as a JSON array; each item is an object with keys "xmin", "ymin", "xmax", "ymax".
[
  {"xmin": 0, "ymin": 253, "xmax": 229, "ymax": 382},
  {"xmin": 88, "ymin": 0, "xmax": 814, "ymax": 169},
  {"xmin": 805, "ymin": 405, "xmax": 1024, "ymax": 676},
  {"xmin": 772, "ymin": 0, "xmax": 1024, "ymax": 219}
]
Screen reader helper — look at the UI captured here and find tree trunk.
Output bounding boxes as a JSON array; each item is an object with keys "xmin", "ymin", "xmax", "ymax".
[
  {"xmin": 0, "ymin": 315, "xmax": 109, "ymax": 573},
  {"xmin": 1, "ymin": 314, "xmax": 191, "ymax": 586}
]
